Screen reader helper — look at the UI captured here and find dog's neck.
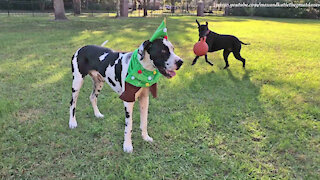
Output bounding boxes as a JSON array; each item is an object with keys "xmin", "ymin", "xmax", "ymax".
[
  {"xmin": 137, "ymin": 44, "xmax": 156, "ymax": 71},
  {"xmin": 140, "ymin": 52, "xmax": 156, "ymax": 71}
]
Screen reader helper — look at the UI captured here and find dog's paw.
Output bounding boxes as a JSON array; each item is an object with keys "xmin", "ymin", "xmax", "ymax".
[
  {"xmin": 142, "ymin": 135, "xmax": 153, "ymax": 142},
  {"xmin": 69, "ymin": 120, "xmax": 77, "ymax": 129},
  {"xmin": 95, "ymin": 112, "xmax": 104, "ymax": 118},
  {"xmin": 123, "ymin": 143, "xmax": 133, "ymax": 153}
]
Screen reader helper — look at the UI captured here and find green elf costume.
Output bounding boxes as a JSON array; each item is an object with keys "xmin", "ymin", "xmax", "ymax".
[{"xmin": 119, "ymin": 19, "xmax": 168, "ymax": 102}]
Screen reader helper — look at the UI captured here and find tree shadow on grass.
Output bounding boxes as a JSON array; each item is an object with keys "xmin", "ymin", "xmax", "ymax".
[{"xmin": 154, "ymin": 66, "xmax": 316, "ymax": 178}]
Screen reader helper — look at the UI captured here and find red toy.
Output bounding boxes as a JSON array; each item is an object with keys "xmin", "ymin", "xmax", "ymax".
[{"xmin": 193, "ymin": 37, "xmax": 208, "ymax": 56}]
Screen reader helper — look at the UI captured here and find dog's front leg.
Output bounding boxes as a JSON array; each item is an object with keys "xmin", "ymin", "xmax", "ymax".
[
  {"xmin": 205, "ymin": 55, "xmax": 213, "ymax": 66},
  {"xmin": 139, "ymin": 91, "xmax": 153, "ymax": 142},
  {"xmin": 123, "ymin": 101, "xmax": 134, "ymax": 153},
  {"xmin": 191, "ymin": 56, "xmax": 200, "ymax": 65}
]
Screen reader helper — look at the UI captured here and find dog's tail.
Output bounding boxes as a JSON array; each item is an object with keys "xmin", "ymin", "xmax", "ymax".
[
  {"xmin": 101, "ymin": 40, "xmax": 109, "ymax": 47},
  {"xmin": 239, "ymin": 40, "xmax": 250, "ymax": 45}
]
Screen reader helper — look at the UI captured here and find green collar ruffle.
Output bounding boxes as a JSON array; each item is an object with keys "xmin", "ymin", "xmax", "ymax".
[{"xmin": 125, "ymin": 49, "xmax": 161, "ymax": 87}]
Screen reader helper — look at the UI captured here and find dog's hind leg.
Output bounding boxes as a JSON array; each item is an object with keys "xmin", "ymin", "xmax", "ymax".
[
  {"xmin": 233, "ymin": 51, "xmax": 246, "ymax": 68},
  {"xmin": 205, "ymin": 54, "xmax": 213, "ymax": 66},
  {"xmin": 69, "ymin": 54, "xmax": 84, "ymax": 129},
  {"xmin": 123, "ymin": 101, "xmax": 135, "ymax": 153},
  {"xmin": 89, "ymin": 70, "xmax": 105, "ymax": 118},
  {"xmin": 191, "ymin": 56, "xmax": 200, "ymax": 65},
  {"xmin": 223, "ymin": 49, "xmax": 231, "ymax": 69},
  {"xmin": 139, "ymin": 88, "xmax": 153, "ymax": 142}
]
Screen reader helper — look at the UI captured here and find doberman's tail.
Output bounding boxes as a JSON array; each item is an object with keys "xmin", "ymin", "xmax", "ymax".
[{"xmin": 239, "ymin": 40, "xmax": 250, "ymax": 45}]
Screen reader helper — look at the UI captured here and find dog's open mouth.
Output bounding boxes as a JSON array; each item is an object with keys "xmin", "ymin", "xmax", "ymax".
[
  {"xmin": 165, "ymin": 70, "xmax": 176, "ymax": 79},
  {"xmin": 158, "ymin": 68, "xmax": 177, "ymax": 79}
]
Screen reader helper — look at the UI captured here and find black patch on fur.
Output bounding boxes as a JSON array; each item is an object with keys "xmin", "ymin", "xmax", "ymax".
[
  {"xmin": 125, "ymin": 122, "xmax": 128, "ymax": 126},
  {"xmin": 72, "ymin": 108, "xmax": 75, "ymax": 117},
  {"xmin": 114, "ymin": 58, "xmax": 122, "ymax": 87},
  {"xmin": 147, "ymin": 39, "xmax": 170, "ymax": 70},
  {"xmin": 72, "ymin": 88, "xmax": 76, "ymax": 93},
  {"xmin": 70, "ymin": 98, "xmax": 73, "ymax": 105},
  {"xmin": 125, "ymin": 107, "xmax": 130, "ymax": 118},
  {"xmin": 125, "ymin": 132, "xmax": 127, "ymax": 134},
  {"xmin": 108, "ymin": 77, "xmax": 116, "ymax": 87},
  {"xmin": 72, "ymin": 76, "xmax": 74, "ymax": 80},
  {"xmin": 95, "ymin": 94, "xmax": 98, "ymax": 98},
  {"xmin": 76, "ymin": 45, "xmax": 120, "ymax": 77},
  {"xmin": 98, "ymin": 89, "xmax": 101, "ymax": 92},
  {"xmin": 71, "ymin": 56, "xmax": 74, "ymax": 73}
]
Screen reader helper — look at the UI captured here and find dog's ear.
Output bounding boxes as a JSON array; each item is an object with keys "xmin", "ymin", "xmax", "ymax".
[
  {"xmin": 143, "ymin": 40, "xmax": 152, "ymax": 50},
  {"xmin": 196, "ymin": 19, "xmax": 200, "ymax": 27},
  {"xmin": 206, "ymin": 21, "xmax": 208, "ymax": 26},
  {"xmin": 138, "ymin": 40, "xmax": 152, "ymax": 60}
]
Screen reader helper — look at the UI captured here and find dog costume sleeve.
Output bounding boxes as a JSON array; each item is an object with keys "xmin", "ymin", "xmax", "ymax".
[{"xmin": 119, "ymin": 19, "xmax": 168, "ymax": 102}]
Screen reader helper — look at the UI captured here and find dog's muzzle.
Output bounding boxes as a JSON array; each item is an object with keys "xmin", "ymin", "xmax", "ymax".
[
  {"xmin": 200, "ymin": 30, "xmax": 211, "ymax": 38},
  {"xmin": 158, "ymin": 59, "xmax": 183, "ymax": 79},
  {"xmin": 176, "ymin": 60, "xmax": 183, "ymax": 70}
]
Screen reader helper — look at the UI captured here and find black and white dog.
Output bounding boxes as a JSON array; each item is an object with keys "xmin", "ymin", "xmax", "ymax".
[{"xmin": 69, "ymin": 39, "xmax": 183, "ymax": 153}]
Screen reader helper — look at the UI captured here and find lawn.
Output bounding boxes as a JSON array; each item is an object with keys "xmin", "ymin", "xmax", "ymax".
[{"xmin": 0, "ymin": 15, "xmax": 319, "ymax": 179}]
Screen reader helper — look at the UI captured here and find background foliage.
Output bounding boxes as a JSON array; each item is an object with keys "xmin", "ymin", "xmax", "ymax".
[{"xmin": 0, "ymin": 0, "xmax": 319, "ymax": 18}]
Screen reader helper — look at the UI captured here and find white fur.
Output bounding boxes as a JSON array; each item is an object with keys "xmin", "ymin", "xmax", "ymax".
[
  {"xmin": 139, "ymin": 89, "xmax": 153, "ymax": 142},
  {"xmin": 99, "ymin": 53, "xmax": 109, "ymax": 61},
  {"xmin": 163, "ymin": 39, "xmax": 181, "ymax": 71},
  {"xmin": 123, "ymin": 101, "xmax": 134, "ymax": 153},
  {"xmin": 69, "ymin": 48, "xmax": 83, "ymax": 129}
]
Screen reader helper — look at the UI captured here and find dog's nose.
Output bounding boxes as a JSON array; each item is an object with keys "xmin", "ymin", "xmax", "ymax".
[{"xmin": 176, "ymin": 60, "xmax": 183, "ymax": 70}]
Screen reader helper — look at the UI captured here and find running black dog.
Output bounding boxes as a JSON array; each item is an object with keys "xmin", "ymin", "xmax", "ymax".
[{"xmin": 192, "ymin": 20, "xmax": 249, "ymax": 69}]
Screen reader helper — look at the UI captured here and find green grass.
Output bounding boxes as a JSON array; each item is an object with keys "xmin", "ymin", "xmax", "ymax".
[{"xmin": 0, "ymin": 14, "xmax": 319, "ymax": 179}]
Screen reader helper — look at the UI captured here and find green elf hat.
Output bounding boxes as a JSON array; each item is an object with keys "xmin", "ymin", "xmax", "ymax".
[{"xmin": 149, "ymin": 18, "xmax": 168, "ymax": 42}]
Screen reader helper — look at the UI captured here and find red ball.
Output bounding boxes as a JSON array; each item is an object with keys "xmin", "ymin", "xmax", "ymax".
[{"xmin": 193, "ymin": 37, "xmax": 208, "ymax": 56}]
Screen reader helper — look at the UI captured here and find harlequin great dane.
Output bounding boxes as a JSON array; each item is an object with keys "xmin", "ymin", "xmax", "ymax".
[{"xmin": 69, "ymin": 39, "xmax": 183, "ymax": 153}]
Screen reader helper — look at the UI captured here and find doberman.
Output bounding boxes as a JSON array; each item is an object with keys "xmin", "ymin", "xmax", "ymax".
[{"xmin": 192, "ymin": 20, "xmax": 249, "ymax": 69}]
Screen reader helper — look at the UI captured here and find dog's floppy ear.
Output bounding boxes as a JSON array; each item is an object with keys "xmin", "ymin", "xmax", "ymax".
[
  {"xmin": 206, "ymin": 21, "xmax": 208, "ymax": 26},
  {"xmin": 143, "ymin": 40, "xmax": 152, "ymax": 50},
  {"xmin": 138, "ymin": 40, "xmax": 152, "ymax": 60},
  {"xmin": 196, "ymin": 19, "xmax": 200, "ymax": 27}
]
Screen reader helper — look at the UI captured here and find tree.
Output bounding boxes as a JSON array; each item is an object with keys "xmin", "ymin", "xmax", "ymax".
[
  {"xmin": 171, "ymin": 0, "xmax": 175, "ymax": 13},
  {"xmin": 143, "ymin": 0, "xmax": 149, "ymax": 16},
  {"xmin": 120, "ymin": 0, "xmax": 128, "ymax": 17},
  {"xmin": 73, "ymin": 0, "xmax": 81, "ymax": 15},
  {"xmin": 53, "ymin": 0, "xmax": 68, "ymax": 20}
]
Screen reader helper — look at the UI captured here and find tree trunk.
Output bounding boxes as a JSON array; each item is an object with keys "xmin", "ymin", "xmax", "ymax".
[
  {"xmin": 40, "ymin": 0, "xmax": 45, "ymax": 11},
  {"xmin": 133, "ymin": 0, "xmax": 136, "ymax": 10},
  {"xmin": 73, "ymin": 0, "xmax": 81, "ymax": 15},
  {"xmin": 53, "ymin": 0, "xmax": 67, "ymax": 20},
  {"xmin": 85, "ymin": 0, "xmax": 89, "ymax": 10},
  {"xmin": 120, "ymin": 0, "xmax": 128, "ymax": 17},
  {"xmin": 143, "ymin": 0, "xmax": 147, "ymax": 16},
  {"xmin": 116, "ymin": 0, "xmax": 120, "ymax": 17},
  {"xmin": 171, "ymin": 0, "xmax": 175, "ymax": 13}
]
